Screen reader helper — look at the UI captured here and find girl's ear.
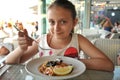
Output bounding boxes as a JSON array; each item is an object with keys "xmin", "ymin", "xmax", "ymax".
[{"xmin": 73, "ymin": 18, "xmax": 78, "ymax": 27}]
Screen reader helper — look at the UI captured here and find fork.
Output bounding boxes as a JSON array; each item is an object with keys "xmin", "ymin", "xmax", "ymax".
[{"xmin": 13, "ymin": 25, "xmax": 51, "ymax": 50}]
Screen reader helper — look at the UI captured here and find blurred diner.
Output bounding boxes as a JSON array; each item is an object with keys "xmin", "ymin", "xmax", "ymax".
[
  {"xmin": 102, "ymin": 18, "xmax": 113, "ymax": 32},
  {"xmin": 0, "ymin": 46, "xmax": 10, "ymax": 55},
  {"xmin": 111, "ymin": 21, "xmax": 120, "ymax": 33}
]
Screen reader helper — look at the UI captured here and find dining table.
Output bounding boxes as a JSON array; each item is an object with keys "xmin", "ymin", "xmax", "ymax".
[{"xmin": 0, "ymin": 62, "xmax": 120, "ymax": 80}]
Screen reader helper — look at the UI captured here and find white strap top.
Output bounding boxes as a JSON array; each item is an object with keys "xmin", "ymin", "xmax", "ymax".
[{"xmin": 38, "ymin": 34, "xmax": 79, "ymax": 58}]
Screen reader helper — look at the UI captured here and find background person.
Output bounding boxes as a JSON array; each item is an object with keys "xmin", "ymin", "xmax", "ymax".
[
  {"xmin": 111, "ymin": 21, "xmax": 119, "ymax": 33},
  {"xmin": 0, "ymin": 45, "xmax": 10, "ymax": 55},
  {"xmin": 102, "ymin": 19, "xmax": 113, "ymax": 32}
]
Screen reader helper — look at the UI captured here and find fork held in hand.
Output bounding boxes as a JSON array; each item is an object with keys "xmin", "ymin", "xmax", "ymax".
[{"xmin": 13, "ymin": 25, "xmax": 50, "ymax": 50}]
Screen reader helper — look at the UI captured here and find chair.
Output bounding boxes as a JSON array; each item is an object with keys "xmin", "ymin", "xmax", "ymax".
[
  {"xmin": 0, "ymin": 43, "xmax": 14, "ymax": 52},
  {"xmin": 82, "ymin": 29, "xmax": 101, "ymax": 40},
  {"xmin": 93, "ymin": 39, "xmax": 120, "ymax": 65}
]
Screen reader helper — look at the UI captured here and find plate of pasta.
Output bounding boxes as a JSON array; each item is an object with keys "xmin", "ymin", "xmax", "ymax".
[{"xmin": 25, "ymin": 56, "xmax": 86, "ymax": 80}]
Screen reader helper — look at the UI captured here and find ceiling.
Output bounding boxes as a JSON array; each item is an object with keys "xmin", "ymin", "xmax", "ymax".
[
  {"xmin": 92, "ymin": 0, "xmax": 120, "ymax": 5},
  {"xmin": 30, "ymin": 0, "xmax": 120, "ymax": 14},
  {"xmin": 92, "ymin": 0, "xmax": 119, "ymax": 1},
  {"xmin": 77, "ymin": 0, "xmax": 120, "ymax": 4},
  {"xmin": 91, "ymin": 0, "xmax": 120, "ymax": 9},
  {"xmin": 92, "ymin": 0, "xmax": 120, "ymax": 4}
]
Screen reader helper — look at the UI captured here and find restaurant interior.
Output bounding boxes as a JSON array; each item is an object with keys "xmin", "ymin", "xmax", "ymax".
[{"xmin": 0, "ymin": 0, "xmax": 120, "ymax": 80}]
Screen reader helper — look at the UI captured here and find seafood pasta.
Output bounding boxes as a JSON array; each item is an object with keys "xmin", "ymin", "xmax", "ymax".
[{"xmin": 38, "ymin": 58, "xmax": 73, "ymax": 76}]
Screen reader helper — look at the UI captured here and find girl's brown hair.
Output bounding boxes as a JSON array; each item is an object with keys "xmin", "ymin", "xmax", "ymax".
[{"xmin": 48, "ymin": 0, "xmax": 76, "ymax": 20}]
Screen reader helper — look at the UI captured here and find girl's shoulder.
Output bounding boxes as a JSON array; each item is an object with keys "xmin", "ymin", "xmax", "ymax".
[
  {"xmin": 71, "ymin": 33, "xmax": 86, "ymax": 41},
  {"xmin": 76, "ymin": 33, "xmax": 91, "ymax": 43},
  {"xmin": 74, "ymin": 33, "xmax": 86, "ymax": 39}
]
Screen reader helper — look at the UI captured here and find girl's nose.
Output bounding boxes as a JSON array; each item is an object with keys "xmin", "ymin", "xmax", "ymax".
[{"xmin": 54, "ymin": 22, "xmax": 60, "ymax": 30}]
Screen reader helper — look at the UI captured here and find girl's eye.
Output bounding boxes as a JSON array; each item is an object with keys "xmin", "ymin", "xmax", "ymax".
[
  {"xmin": 49, "ymin": 20, "xmax": 55, "ymax": 25},
  {"xmin": 60, "ymin": 20, "xmax": 66, "ymax": 24},
  {"xmin": 49, "ymin": 20, "xmax": 67, "ymax": 25}
]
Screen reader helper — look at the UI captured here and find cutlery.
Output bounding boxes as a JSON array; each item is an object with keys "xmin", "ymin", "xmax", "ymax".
[
  {"xmin": 0, "ymin": 62, "xmax": 5, "ymax": 69},
  {"xmin": 0, "ymin": 64, "xmax": 11, "ymax": 76},
  {"xmin": 0, "ymin": 56, "xmax": 11, "ymax": 76},
  {"xmin": 13, "ymin": 25, "xmax": 51, "ymax": 50},
  {"xmin": 0, "ymin": 56, "xmax": 7, "ymax": 65}
]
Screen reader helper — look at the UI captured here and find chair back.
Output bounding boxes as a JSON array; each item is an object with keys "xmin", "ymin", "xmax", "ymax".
[
  {"xmin": 93, "ymin": 39, "xmax": 120, "ymax": 65},
  {"xmin": 0, "ymin": 43, "xmax": 14, "ymax": 52}
]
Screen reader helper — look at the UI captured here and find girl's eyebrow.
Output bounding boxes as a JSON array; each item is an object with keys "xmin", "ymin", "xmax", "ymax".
[
  {"xmin": 48, "ymin": 18, "xmax": 67, "ymax": 21},
  {"xmin": 48, "ymin": 19, "xmax": 53, "ymax": 21},
  {"xmin": 48, "ymin": 19, "xmax": 54, "ymax": 21}
]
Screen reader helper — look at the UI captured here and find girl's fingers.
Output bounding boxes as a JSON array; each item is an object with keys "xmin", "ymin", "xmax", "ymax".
[
  {"xmin": 17, "ymin": 29, "xmax": 30, "ymax": 50},
  {"xmin": 18, "ymin": 31, "xmax": 24, "ymax": 37},
  {"xmin": 18, "ymin": 29, "xmax": 28, "ymax": 37},
  {"xmin": 20, "ymin": 44, "xmax": 28, "ymax": 50},
  {"xmin": 18, "ymin": 37, "xmax": 28, "ymax": 50},
  {"xmin": 18, "ymin": 39, "xmax": 27, "ymax": 45},
  {"xmin": 18, "ymin": 29, "xmax": 33, "ymax": 46},
  {"xmin": 23, "ymin": 29, "xmax": 28, "ymax": 36}
]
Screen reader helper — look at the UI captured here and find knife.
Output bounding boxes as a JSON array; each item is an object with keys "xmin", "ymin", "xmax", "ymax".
[
  {"xmin": 0, "ymin": 56, "xmax": 7, "ymax": 66},
  {"xmin": 0, "ymin": 63, "xmax": 5, "ymax": 69}
]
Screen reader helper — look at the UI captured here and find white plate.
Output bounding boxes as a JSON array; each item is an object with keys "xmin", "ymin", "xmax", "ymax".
[{"xmin": 25, "ymin": 56, "xmax": 86, "ymax": 80}]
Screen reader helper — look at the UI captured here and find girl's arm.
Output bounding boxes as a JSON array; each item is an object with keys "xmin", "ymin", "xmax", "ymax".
[
  {"xmin": 5, "ymin": 41, "xmax": 38, "ymax": 64},
  {"xmin": 5, "ymin": 29, "xmax": 39, "ymax": 64},
  {"xmin": 78, "ymin": 34, "xmax": 114, "ymax": 72}
]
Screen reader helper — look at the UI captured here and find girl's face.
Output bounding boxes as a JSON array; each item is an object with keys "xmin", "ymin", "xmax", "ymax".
[{"xmin": 47, "ymin": 6, "xmax": 77, "ymax": 39}]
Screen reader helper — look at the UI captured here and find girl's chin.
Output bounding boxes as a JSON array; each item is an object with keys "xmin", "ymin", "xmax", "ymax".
[{"xmin": 54, "ymin": 35, "xmax": 63, "ymax": 39}]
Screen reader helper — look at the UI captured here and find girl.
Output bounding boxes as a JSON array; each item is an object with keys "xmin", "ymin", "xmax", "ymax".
[{"xmin": 6, "ymin": 0, "xmax": 114, "ymax": 72}]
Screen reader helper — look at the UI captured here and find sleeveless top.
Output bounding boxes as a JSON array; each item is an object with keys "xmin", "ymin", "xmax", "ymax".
[{"xmin": 38, "ymin": 34, "xmax": 80, "ymax": 59}]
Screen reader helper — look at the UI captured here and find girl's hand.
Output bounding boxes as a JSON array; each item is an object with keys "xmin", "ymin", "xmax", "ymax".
[{"xmin": 18, "ymin": 29, "xmax": 33, "ymax": 51}]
